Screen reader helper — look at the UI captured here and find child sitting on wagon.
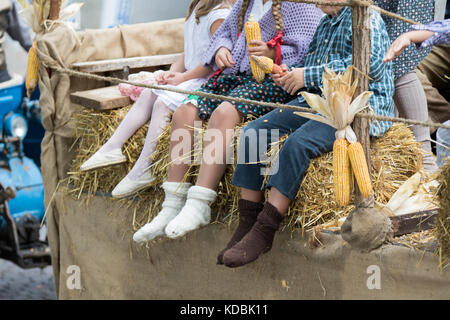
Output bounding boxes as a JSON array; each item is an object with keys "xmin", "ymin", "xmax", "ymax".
[
  {"xmin": 219, "ymin": 2, "xmax": 395, "ymax": 267},
  {"xmin": 79, "ymin": 0, "xmax": 234, "ymax": 198},
  {"xmin": 133, "ymin": 0, "xmax": 324, "ymax": 243}
]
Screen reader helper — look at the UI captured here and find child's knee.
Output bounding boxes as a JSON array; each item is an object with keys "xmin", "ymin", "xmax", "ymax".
[
  {"xmin": 173, "ymin": 103, "xmax": 198, "ymax": 123},
  {"xmin": 210, "ymin": 102, "xmax": 241, "ymax": 123}
]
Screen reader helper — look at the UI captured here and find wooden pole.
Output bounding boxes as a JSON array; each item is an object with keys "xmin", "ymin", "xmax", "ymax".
[
  {"xmin": 49, "ymin": 0, "xmax": 62, "ymax": 20},
  {"xmin": 351, "ymin": 0, "xmax": 374, "ymax": 208}
]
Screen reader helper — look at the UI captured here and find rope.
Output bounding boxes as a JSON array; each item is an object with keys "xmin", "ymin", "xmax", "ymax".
[
  {"xmin": 53, "ymin": 66, "xmax": 450, "ymax": 130},
  {"xmin": 284, "ymin": 0, "xmax": 419, "ymax": 25}
]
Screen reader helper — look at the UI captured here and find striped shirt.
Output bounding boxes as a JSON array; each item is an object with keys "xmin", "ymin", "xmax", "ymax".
[
  {"xmin": 412, "ymin": 19, "xmax": 450, "ymax": 48},
  {"xmin": 292, "ymin": 7, "xmax": 395, "ymax": 137}
]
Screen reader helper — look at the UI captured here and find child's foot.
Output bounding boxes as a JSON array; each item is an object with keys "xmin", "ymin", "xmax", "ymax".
[
  {"xmin": 165, "ymin": 186, "xmax": 217, "ymax": 239},
  {"xmin": 133, "ymin": 182, "xmax": 191, "ymax": 242},
  {"xmin": 217, "ymin": 199, "xmax": 264, "ymax": 265},
  {"xmin": 112, "ymin": 170, "xmax": 156, "ymax": 199},
  {"xmin": 222, "ymin": 202, "xmax": 283, "ymax": 268},
  {"xmin": 80, "ymin": 148, "xmax": 126, "ymax": 171}
]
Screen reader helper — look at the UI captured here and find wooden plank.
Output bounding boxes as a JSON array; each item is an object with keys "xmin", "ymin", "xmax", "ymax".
[
  {"xmin": 70, "ymin": 86, "xmax": 132, "ymax": 111},
  {"xmin": 390, "ymin": 209, "xmax": 438, "ymax": 237},
  {"xmin": 72, "ymin": 53, "xmax": 182, "ymax": 73}
]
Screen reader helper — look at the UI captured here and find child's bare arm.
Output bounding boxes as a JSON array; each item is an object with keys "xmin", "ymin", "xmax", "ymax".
[
  {"xmin": 169, "ymin": 53, "xmax": 187, "ymax": 73},
  {"xmin": 165, "ymin": 64, "xmax": 214, "ymax": 86},
  {"xmin": 383, "ymin": 30, "xmax": 434, "ymax": 63}
]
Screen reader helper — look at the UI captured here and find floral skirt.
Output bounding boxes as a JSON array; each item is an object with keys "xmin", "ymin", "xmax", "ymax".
[{"xmin": 193, "ymin": 72, "xmax": 291, "ymax": 120}]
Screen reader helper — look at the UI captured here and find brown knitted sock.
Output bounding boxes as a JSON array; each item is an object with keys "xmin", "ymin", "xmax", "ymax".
[
  {"xmin": 222, "ymin": 202, "xmax": 283, "ymax": 268},
  {"xmin": 217, "ymin": 199, "xmax": 264, "ymax": 265}
]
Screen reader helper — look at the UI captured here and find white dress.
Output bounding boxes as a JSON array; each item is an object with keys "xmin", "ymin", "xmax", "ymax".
[
  {"xmin": 251, "ymin": 0, "xmax": 272, "ymax": 21},
  {"xmin": 152, "ymin": 5, "xmax": 231, "ymax": 111}
]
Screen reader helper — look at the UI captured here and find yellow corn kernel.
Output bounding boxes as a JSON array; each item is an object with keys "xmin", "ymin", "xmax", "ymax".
[
  {"xmin": 26, "ymin": 41, "xmax": 39, "ymax": 98},
  {"xmin": 250, "ymin": 55, "xmax": 274, "ymax": 74},
  {"xmin": 333, "ymin": 138, "xmax": 352, "ymax": 207},
  {"xmin": 245, "ymin": 15, "xmax": 265, "ymax": 83},
  {"xmin": 348, "ymin": 141, "xmax": 373, "ymax": 198}
]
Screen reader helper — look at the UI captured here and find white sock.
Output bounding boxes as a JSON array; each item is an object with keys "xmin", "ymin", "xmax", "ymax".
[
  {"xmin": 133, "ymin": 182, "xmax": 191, "ymax": 242},
  {"xmin": 165, "ymin": 186, "xmax": 217, "ymax": 239}
]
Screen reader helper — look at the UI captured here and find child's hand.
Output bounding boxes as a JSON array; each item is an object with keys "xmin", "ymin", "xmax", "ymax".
[
  {"xmin": 165, "ymin": 72, "xmax": 186, "ymax": 86},
  {"xmin": 215, "ymin": 47, "xmax": 235, "ymax": 70},
  {"xmin": 274, "ymin": 67, "xmax": 304, "ymax": 95},
  {"xmin": 156, "ymin": 71, "xmax": 174, "ymax": 85},
  {"xmin": 383, "ymin": 34, "xmax": 411, "ymax": 63},
  {"xmin": 271, "ymin": 64, "xmax": 289, "ymax": 86},
  {"xmin": 248, "ymin": 40, "xmax": 276, "ymax": 60}
]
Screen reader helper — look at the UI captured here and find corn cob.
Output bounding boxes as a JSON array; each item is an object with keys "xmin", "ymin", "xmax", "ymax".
[
  {"xmin": 333, "ymin": 138, "xmax": 352, "ymax": 206},
  {"xmin": 245, "ymin": 15, "xmax": 265, "ymax": 83},
  {"xmin": 249, "ymin": 55, "xmax": 288, "ymax": 77},
  {"xmin": 348, "ymin": 141, "xmax": 373, "ymax": 198},
  {"xmin": 26, "ymin": 41, "xmax": 39, "ymax": 98}
]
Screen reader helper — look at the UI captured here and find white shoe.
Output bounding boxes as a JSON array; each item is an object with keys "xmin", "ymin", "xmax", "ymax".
[
  {"xmin": 111, "ymin": 170, "xmax": 157, "ymax": 198},
  {"xmin": 80, "ymin": 148, "xmax": 127, "ymax": 171}
]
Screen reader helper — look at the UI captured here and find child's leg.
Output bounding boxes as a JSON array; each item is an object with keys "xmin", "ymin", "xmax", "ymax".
[
  {"xmin": 196, "ymin": 101, "xmax": 243, "ymax": 189},
  {"xmin": 224, "ymin": 118, "xmax": 336, "ymax": 268},
  {"xmin": 167, "ymin": 103, "xmax": 202, "ymax": 182},
  {"xmin": 394, "ymin": 72, "xmax": 437, "ymax": 172},
  {"xmin": 101, "ymin": 88, "xmax": 157, "ymax": 152},
  {"xmin": 132, "ymin": 103, "xmax": 201, "ymax": 241},
  {"xmin": 218, "ymin": 106, "xmax": 313, "ymax": 263},
  {"xmin": 164, "ymin": 102, "xmax": 242, "ymax": 239},
  {"xmin": 126, "ymin": 98, "xmax": 171, "ymax": 180}
]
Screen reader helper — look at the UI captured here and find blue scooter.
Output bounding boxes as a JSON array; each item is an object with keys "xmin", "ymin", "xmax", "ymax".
[{"xmin": 0, "ymin": 74, "xmax": 50, "ymax": 269}]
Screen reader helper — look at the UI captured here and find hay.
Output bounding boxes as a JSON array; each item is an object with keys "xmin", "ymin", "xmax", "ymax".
[
  {"xmin": 66, "ymin": 105, "xmax": 159, "ymax": 226},
  {"xmin": 436, "ymin": 160, "xmax": 450, "ymax": 267},
  {"xmin": 68, "ymin": 105, "xmax": 422, "ymax": 234},
  {"xmin": 270, "ymin": 123, "xmax": 423, "ymax": 233}
]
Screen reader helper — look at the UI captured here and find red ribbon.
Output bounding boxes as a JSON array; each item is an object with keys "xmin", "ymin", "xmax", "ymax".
[
  {"xmin": 209, "ymin": 69, "xmax": 223, "ymax": 86},
  {"xmin": 266, "ymin": 31, "xmax": 284, "ymax": 65}
]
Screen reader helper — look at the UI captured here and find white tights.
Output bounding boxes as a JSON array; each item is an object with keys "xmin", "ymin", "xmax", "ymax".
[{"xmin": 100, "ymin": 88, "xmax": 171, "ymax": 180}]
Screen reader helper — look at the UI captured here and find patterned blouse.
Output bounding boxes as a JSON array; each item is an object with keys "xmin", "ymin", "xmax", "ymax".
[
  {"xmin": 411, "ymin": 19, "xmax": 450, "ymax": 48},
  {"xmin": 374, "ymin": 0, "xmax": 434, "ymax": 80}
]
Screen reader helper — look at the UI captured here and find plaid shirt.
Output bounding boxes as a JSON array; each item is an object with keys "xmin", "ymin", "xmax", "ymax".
[
  {"xmin": 292, "ymin": 7, "xmax": 395, "ymax": 137},
  {"xmin": 412, "ymin": 19, "xmax": 450, "ymax": 48}
]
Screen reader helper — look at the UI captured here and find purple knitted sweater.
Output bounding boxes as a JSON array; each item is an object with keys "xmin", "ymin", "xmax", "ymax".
[{"xmin": 202, "ymin": 0, "xmax": 323, "ymax": 75}]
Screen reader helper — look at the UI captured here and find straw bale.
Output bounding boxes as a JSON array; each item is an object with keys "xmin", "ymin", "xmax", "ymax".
[
  {"xmin": 68, "ymin": 106, "xmax": 423, "ymax": 233},
  {"xmin": 436, "ymin": 160, "xmax": 450, "ymax": 265}
]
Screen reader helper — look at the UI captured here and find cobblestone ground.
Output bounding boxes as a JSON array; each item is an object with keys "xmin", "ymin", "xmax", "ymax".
[{"xmin": 0, "ymin": 260, "xmax": 56, "ymax": 300}]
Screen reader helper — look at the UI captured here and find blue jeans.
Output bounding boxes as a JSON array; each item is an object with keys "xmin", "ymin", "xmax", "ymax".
[{"xmin": 232, "ymin": 99, "xmax": 336, "ymax": 200}]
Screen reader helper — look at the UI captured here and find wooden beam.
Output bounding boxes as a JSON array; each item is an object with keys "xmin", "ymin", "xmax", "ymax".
[
  {"xmin": 390, "ymin": 209, "xmax": 438, "ymax": 237},
  {"xmin": 351, "ymin": 1, "xmax": 373, "ymax": 208},
  {"xmin": 70, "ymin": 86, "xmax": 132, "ymax": 111},
  {"xmin": 72, "ymin": 53, "xmax": 182, "ymax": 73}
]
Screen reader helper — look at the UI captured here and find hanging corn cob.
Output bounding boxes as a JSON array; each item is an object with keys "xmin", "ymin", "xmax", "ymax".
[
  {"xmin": 245, "ymin": 14, "xmax": 265, "ymax": 83},
  {"xmin": 26, "ymin": 41, "xmax": 39, "ymax": 98},
  {"xmin": 249, "ymin": 55, "xmax": 288, "ymax": 77},
  {"xmin": 333, "ymin": 138, "xmax": 353, "ymax": 206},
  {"xmin": 294, "ymin": 66, "xmax": 374, "ymax": 206}
]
